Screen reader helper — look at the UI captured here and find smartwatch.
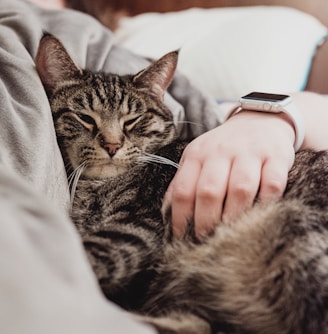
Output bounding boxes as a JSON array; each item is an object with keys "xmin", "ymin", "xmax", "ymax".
[{"xmin": 224, "ymin": 92, "xmax": 305, "ymax": 151}]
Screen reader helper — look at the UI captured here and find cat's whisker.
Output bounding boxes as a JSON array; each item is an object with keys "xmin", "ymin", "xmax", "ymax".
[
  {"xmin": 63, "ymin": 159, "xmax": 74, "ymax": 173},
  {"xmin": 68, "ymin": 161, "xmax": 87, "ymax": 208},
  {"xmin": 67, "ymin": 164, "xmax": 81, "ymax": 188},
  {"xmin": 176, "ymin": 120, "xmax": 205, "ymax": 129},
  {"xmin": 138, "ymin": 153, "xmax": 180, "ymax": 169}
]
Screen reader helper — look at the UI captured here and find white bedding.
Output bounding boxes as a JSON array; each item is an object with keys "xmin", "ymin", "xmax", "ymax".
[{"xmin": 115, "ymin": 6, "xmax": 328, "ymax": 100}]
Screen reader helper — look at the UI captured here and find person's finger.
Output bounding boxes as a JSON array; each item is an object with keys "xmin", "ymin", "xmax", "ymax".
[
  {"xmin": 194, "ymin": 158, "xmax": 231, "ymax": 238},
  {"xmin": 166, "ymin": 157, "xmax": 202, "ymax": 239},
  {"xmin": 223, "ymin": 156, "xmax": 262, "ymax": 221},
  {"xmin": 258, "ymin": 155, "xmax": 293, "ymax": 203}
]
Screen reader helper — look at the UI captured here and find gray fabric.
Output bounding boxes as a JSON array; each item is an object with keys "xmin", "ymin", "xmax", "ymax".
[
  {"xmin": 0, "ymin": 0, "xmax": 221, "ymax": 332},
  {"xmin": 0, "ymin": 165, "xmax": 155, "ymax": 334}
]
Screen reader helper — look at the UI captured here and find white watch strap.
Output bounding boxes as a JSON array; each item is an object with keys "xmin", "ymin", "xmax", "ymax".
[
  {"xmin": 223, "ymin": 102, "xmax": 305, "ymax": 152},
  {"xmin": 281, "ymin": 102, "xmax": 305, "ymax": 152}
]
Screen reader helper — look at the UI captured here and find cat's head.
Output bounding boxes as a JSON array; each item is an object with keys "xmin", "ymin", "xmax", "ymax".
[{"xmin": 35, "ymin": 34, "xmax": 178, "ymax": 179}]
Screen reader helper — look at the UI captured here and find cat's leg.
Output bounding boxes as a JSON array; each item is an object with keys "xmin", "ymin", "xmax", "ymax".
[{"xmin": 81, "ymin": 232, "xmax": 160, "ymax": 309}]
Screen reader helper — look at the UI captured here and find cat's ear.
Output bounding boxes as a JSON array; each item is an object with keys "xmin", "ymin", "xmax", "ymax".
[
  {"xmin": 35, "ymin": 33, "xmax": 83, "ymax": 96},
  {"xmin": 132, "ymin": 51, "xmax": 178, "ymax": 101}
]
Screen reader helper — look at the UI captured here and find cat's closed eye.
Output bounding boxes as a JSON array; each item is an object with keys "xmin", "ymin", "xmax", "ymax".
[
  {"xmin": 76, "ymin": 112, "xmax": 97, "ymax": 131},
  {"xmin": 124, "ymin": 115, "xmax": 142, "ymax": 131}
]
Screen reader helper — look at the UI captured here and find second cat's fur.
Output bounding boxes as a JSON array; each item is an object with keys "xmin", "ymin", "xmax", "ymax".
[{"xmin": 36, "ymin": 34, "xmax": 328, "ymax": 333}]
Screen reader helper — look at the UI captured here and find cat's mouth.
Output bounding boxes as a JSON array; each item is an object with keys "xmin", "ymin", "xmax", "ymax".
[{"xmin": 81, "ymin": 158, "xmax": 133, "ymax": 179}]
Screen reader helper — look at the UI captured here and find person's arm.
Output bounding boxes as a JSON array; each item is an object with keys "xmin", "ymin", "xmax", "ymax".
[
  {"xmin": 292, "ymin": 92, "xmax": 328, "ymax": 150},
  {"xmin": 165, "ymin": 92, "xmax": 328, "ymax": 238}
]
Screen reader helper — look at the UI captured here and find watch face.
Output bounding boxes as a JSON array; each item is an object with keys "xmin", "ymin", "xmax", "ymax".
[{"xmin": 242, "ymin": 92, "xmax": 290, "ymax": 102}]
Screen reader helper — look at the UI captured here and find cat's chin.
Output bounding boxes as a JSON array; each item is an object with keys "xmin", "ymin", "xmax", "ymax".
[{"xmin": 82, "ymin": 164, "xmax": 129, "ymax": 179}]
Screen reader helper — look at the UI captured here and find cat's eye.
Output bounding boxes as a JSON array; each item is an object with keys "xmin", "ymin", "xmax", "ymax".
[
  {"xmin": 124, "ymin": 115, "xmax": 142, "ymax": 131},
  {"xmin": 77, "ymin": 113, "xmax": 95, "ymax": 125},
  {"xmin": 76, "ymin": 113, "xmax": 97, "ymax": 132}
]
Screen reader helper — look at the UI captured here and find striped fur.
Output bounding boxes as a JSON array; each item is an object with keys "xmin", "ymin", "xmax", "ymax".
[
  {"xmin": 36, "ymin": 35, "xmax": 328, "ymax": 333},
  {"xmin": 36, "ymin": 34, "xmax": 182, "ymax": 310},
  {"xmin": 37, "ymin": 34, "xmax": 177, "ymax": 180}
]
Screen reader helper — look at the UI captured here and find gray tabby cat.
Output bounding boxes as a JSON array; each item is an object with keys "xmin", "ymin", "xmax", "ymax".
[{"xmin": 36, "ymin": 34, "xmax": 328, "ymax": 334}]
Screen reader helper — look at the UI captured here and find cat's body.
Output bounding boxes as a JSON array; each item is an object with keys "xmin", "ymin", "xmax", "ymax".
[
  {"xmin": 71, "ymin": 141, "xmax": 186, "ymax": 309},
  {"xmin": 36, "ymin": 34, "xmax": 328, "ymax": 333}
]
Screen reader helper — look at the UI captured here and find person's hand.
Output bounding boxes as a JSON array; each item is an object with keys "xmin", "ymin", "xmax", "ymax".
[{"xmin": 164, "ymin": 110, "xmax": 296, "ymax": 239}]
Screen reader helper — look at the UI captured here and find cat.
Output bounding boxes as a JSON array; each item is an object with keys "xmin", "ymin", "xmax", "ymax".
[{"xmin": 36, "ymin": 34, "xmax": 328, "ymax": 334}]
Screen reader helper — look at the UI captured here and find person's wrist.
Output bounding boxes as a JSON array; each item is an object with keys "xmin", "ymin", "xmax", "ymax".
[
  {"xmin": 224, "ymin": 100, "xmax": 305, "ymax": 151},
  {"xmin": 226, "ymin": 109, "xmax": 296, "ymax": 147}
]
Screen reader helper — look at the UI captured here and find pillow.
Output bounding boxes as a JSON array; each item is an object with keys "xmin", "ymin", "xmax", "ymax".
[{"xmin": 114, "ymin": 6, "xmax": 328, "ymax": 100}]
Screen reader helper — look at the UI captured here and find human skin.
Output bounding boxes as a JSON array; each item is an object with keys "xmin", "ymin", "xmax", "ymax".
[
  {"xmin": 166, "ymin": 92, "xmax": 328, "ymax": 238},
  {"xmin": 27, "ymin": 0, "xmax": 66, "ymax": 9}
]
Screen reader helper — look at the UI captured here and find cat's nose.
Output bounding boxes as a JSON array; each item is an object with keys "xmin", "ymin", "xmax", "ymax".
[{"xmin": 103, "ymin": 143, "xmax": 121, "ymax": 157}]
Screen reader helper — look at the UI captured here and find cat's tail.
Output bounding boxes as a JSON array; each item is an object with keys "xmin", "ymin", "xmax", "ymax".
[{"xmin": 142, "ymin": 199, "xmax": 328, "ymax": 334}]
